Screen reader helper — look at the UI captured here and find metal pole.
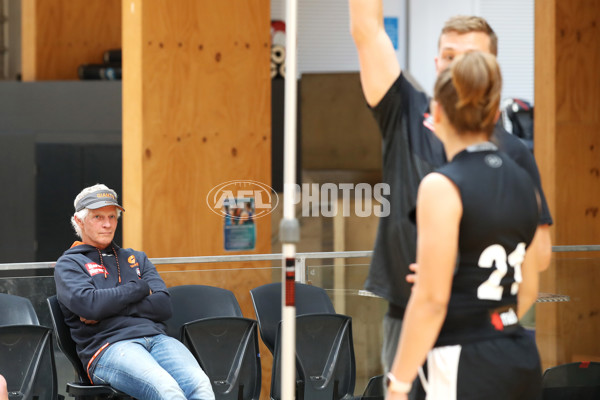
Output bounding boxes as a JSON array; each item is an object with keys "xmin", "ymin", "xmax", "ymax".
[{"xmin": 280, "ymin": 0, "xmax": 300, "ymax": 399}]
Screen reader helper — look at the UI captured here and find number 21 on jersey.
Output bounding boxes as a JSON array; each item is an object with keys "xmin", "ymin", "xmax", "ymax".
[{"xmin": 477, "ymin": 243, "xmax": 526, "ymax": 301}]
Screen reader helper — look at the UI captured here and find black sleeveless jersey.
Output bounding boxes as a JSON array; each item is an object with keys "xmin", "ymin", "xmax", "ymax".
[{"xmin": 433, "ymin": 143, "xmax": 539, "ymax": 347}]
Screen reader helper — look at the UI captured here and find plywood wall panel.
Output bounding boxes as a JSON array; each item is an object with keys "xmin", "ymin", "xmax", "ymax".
[
  {"xmin": 123, "ymin": 2, "xmax": 272, "ymax": 396},
  {"xmin": 22, "ymin": 0, "xmax": 121, "ymax": 80},
  {"xmin": 136, "ymin": 0, "xmax": 271, "ymax": 259},
  {"xmin": 122, "ymin": 0, "xmax": 144, "ymax": 251},
  {"xmin": 555, "ymin": 123, "xmax": 600, "ymax": 244},
  {"xmin": 534, "ymin": 0, "xmax": 559, "ymax": 371},
  {"xmin": 555, "ymin": 0, "xmax": 600, "ymax": 123},
  {"xmin": 123, "ymin": 0, "xmax": 271, "ymax": 257},
  {"xmin": 535, "ymin": 0, "xmax": 600, "ymax": 368},
  {"xmin": 301, "ymin": 73, "xmax": 381, "ymax": 170},
  {"xmin": 555, "ymin": 257, "xmax": 600, "ymax": 363}
]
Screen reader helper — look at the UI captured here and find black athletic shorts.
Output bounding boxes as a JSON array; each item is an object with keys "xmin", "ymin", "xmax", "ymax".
[{"xmin": 411, "ymin": 332, "xmax": 542, "ymax": 400}]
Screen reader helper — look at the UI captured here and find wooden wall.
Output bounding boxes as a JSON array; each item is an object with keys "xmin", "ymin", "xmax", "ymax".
[
  {"xmin": 332, "ymin": 198, "xmax": 384, "ymax": 392},
  {"xmin": 21, "ymin": 0, "xmax": 121, "ymax": 80},
  {"xmin": 535, "ymin": 0, "xmax": 600, "ymax": 369},
  {"xmin": 24, "ymin": 1, "xmax": 274, "ymax": 396},
  {"xmin": 122, "ymin": 0, "xmax": 272, "ymax": 261},
  {"xmin": 122, "ymin": 1, "xmax": 273, "ymax": 397},
  {"xmin": 301, "ymin": 73, "xmax": 381, "ymax": 170},
  {"xmin": 22, "ymin": 0, "xmax": 272, "ymax": 318}
]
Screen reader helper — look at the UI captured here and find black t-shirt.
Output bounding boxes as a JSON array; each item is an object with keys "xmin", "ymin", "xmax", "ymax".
[
  {"xmin": 434, "ymin": 144, "xmax": 539, "ymax": 346},
  {"xmin": 365, "ymin": 73, "xmax": 552, "ymax": 309}
]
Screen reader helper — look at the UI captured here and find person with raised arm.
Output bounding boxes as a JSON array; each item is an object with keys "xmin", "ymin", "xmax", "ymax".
[
  {"xmin": 386, "ymin": 51, "xmax": 543, "ymax": 400},
  {"xmin": 348, "ymin": 1, "xmax": 552, "ymax": 388}
]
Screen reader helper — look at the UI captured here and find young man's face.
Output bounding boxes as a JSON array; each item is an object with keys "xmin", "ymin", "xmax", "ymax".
[
  {"xmin": 77, "ymin": 206, "xmax": 118, "ymax": 249},
  {"xmin": 435, "ymin": 31, "xmax": 492, "ymax": 74}
]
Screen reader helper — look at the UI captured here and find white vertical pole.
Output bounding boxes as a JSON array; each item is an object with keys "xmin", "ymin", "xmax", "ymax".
[{"xmin": 280, "ymin": 0, "xmax": 299, "ymax": 399}]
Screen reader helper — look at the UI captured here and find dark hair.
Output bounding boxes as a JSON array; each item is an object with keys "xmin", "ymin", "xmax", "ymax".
[
  {"xmin": 439, "ymin": 16, "xmax": 498, "ymax": 56},
  {"xmin": 434, "ymin": 51, "xmax": 502, "ymax": 137}
]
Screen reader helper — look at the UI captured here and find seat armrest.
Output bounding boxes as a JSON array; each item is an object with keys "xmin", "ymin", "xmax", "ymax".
[{"xmin": 66, "ymin": 382, "xmax": 134, "ymax": 399}]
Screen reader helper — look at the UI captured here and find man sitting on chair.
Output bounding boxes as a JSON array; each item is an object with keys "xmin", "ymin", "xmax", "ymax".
[{"xmin": 54, "ymin": 183, "xmax": 214, "ymax": 400}]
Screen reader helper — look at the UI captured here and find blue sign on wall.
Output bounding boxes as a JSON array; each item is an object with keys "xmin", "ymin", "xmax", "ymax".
[{"xmin": 384, "ymin": 17, "xmax": 399, "ymax": 50}]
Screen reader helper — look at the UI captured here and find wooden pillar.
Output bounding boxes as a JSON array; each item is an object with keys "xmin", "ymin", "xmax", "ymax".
[
  {"xmin": 535, "ymin": 0, "xmax": 600, "ymax": 369},
  {"xmin": 21, "ymin": 0, "xmax": 121, "ymax": 80},
  {"xmin": 122, "ymin": 2, "xmax": 272, "ymax": 396},
  {"xmin": 122, "ymin": 0, "xmax": 271, "ymax": 258}
]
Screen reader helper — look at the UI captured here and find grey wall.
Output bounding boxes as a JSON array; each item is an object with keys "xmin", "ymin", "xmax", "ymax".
[{"xmin": 0, "ymin": 81, "xmax": 121, "ymax": 262}]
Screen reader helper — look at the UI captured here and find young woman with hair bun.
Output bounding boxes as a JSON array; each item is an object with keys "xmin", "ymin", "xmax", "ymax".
[{"xmin": 385, "ymin": 52, "xmax": 543, "ymax": 400}]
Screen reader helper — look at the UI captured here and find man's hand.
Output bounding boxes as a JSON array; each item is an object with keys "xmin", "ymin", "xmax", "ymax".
[
  {"xmin": 406, "ymin": 263, "xmax": 419, "ymax": 287},
  {"xmin": 79, "ymin": 316, "xmax": 99, "ymax": 325}
]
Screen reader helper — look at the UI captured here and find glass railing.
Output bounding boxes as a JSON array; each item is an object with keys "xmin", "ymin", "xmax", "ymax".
[{"xmin": 1, "ymin": 245, "xmax": 598, "ymax": 398}]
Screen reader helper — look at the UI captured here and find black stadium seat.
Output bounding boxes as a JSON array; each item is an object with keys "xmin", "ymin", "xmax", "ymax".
[
  {"xmin": 46, "ymin": 295, "xmax": 133, "ymax": 399},
  {"xmin": 167, "ymin": 285, "xmax": 261, "ymax": 400}
]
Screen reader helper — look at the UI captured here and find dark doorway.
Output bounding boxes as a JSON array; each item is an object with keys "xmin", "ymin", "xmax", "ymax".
[{"xmin": 35, "ymin": 143, "xmax": 122, "ymax": 262}]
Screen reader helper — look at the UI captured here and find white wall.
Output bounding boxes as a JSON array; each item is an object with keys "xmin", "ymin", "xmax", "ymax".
[
  {"xmin": 479, "ymin": 0, "xmax": 534, "ymax": 103},
  {"xmin": 271, "ymin": 0, "xmax": 407, "ymax": 74},
  {"xmin": 271, "ymin": 0, "xmax": 535, "ymax": 103}
]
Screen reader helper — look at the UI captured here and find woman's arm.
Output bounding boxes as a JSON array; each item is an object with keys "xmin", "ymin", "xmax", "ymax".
[{"xmin": 387, "ymin": 172, "xmax": 462, "ymax": 399}]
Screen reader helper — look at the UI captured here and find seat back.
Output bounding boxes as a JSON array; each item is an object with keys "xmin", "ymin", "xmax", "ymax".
[
  {"xmin": 46, "ymin": 296, "xmax": 134, "ymax": 399},
  {"xmin": 361, "ymin": 375, "xmax": 384, "ymax": 400},
  {"xmin": 182, "ymin": 317, "xmax": 261, "ymax": 400},
  {"xmin": 0, "ymin": 325, "xmax": 57, "ymax": 400},
  {"xmin": 0, "ymin": 292, "xmax": 57, "ymax": 400},
  {"xmin": 542, "ymin": 361, "xmax": 600, "ymax": 400},
  {"xmin": 249, "ymin": 282, "xmax": 335, "ymax": 354},
  {"xmin": 0, "ymin": 293, "xmax": 39, "ymax": 325},
  {"xmin": 271, "ymin": 314, "xmax": 356, "ymax": 400},
  {"xmin": 46, "ymin": 295, "xmax": 88, "ymax": 383},
  {"xmin": 166, "ymin": 285, "xmax": 261, "ymax": 400},
  {"xmin": 165, "ymin": 285, "xmax": 243, "ymax": 340}
]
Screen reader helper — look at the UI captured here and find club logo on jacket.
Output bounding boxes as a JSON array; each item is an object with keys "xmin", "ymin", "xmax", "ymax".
[
  {"xmin": 128, "ymin": 255, "xmax": 139, "ymax": 268},
  {"xmin": 85, "ymin": 262, "xmax": 107, "ymax": 277}
]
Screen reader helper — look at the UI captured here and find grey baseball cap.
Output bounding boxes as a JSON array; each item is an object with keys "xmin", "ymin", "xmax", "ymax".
[{"xmin": 75, "ymin": 189, "xmax": 125, "ymax": 212}]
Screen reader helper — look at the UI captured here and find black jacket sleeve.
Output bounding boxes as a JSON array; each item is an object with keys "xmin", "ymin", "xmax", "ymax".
[
  {"xmin": 123, "ymin": 252, "xmax": 172, "ymax": 321},
  {"xmin": 55, "ymin": 255, "xmax": 151, "ymax": 321}
]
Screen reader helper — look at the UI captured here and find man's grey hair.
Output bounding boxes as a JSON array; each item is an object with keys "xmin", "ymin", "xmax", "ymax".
[{"xmin": 70, "ymin": 183, "xmax": 122, "ymax": 238}]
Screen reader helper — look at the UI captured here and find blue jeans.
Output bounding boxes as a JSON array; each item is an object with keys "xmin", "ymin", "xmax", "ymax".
[{"xmin": 91, "ymin": 334, "xmax": 214, "ymax": 400}]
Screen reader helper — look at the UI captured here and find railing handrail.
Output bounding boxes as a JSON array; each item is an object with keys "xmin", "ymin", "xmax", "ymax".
[
  {"xmin": 1, "ymin": 245, "xmax": 599, "ymax": 271},
  {"xmin": 0, "ymin": 250, "xmax": 373, "ymax": 271}
]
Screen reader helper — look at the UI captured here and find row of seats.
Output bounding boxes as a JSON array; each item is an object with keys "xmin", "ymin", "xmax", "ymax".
[
  {"xmin": 2, "ymin": 287, "xmax": 600, "ymax": 400},
  {"xmin": 166, "ymin": 283, "xmax": 357, "ymax": 400},
  {"xmin": 0, "ymin": 283, "xmax": 380, "ymax": 400}
]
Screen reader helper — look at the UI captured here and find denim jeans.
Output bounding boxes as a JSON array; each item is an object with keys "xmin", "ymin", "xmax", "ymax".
[{"xmin": 91, "ymin": 334, "xmax": 214, "ymax": 400}]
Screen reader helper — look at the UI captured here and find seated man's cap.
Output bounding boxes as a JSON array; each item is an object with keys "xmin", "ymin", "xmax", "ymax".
[{"xmin": 75, "ymin": 190, "xmax": 125, "ymax": 212}]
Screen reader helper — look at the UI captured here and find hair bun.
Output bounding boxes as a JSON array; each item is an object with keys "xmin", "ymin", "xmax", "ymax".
[{"xmin": 434, "ymin": 51, "xmax": 502, "ymax": 135}]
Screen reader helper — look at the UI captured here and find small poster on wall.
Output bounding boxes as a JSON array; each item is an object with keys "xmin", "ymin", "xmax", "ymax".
[
  {"xmin": 223, "ymin": 198, "xmax": 256, "ymax": 251},
  {"xmin": 384, "ymin": 17, "xmax": 399, "ymax": 50}
]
